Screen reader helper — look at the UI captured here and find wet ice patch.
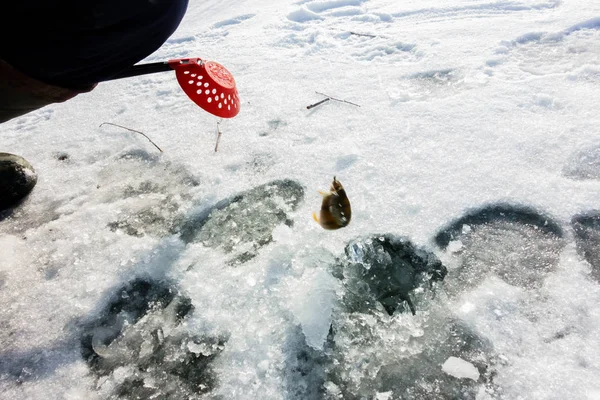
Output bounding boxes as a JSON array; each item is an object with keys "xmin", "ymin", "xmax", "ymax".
[
  {"xmin": 282, "ymin": 325, "xmax": 330, "ymax": 400},
  {"xmin": 372, "ymin": 320, "xmax": 496, "ymax": 399},
  {"xmin": 0, "ymin": 198, "xmax": 63, "ymax": 236},
  {"xmin": 180, "ymin": 179, "xmax": 305, "ymax": 264},
  {"xmin": 80, "ymin": 278, "xmax": 225, "ymax": 399},
  {"xmin": 572, "ymin": 212, "xmax": 600, "ymax": 283},
  {"xmin": 435, "ymin": 203, "xmax": 565, "ymax": 292},
  {"xmin": 326, "ymin": 312, "xmax": 497, "ymax": 399},
  {"xmin": 99, "ymin": 154, "xmax": 199, "ymax": 238}
]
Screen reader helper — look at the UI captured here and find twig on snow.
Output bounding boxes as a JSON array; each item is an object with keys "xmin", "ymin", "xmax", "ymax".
[
  {"xmin": 349, "ymin": 31, "xmax": 377, "ymax": 38},
  {"xmin": 215, "ymin": 119, "xmax": 223, "ymax": 152},
  {"xmin": 306, "ymin": 98, "xmax": 331, "ymax": 110},
  {"xmin": 100, "ymin": 122, "xmax": 163, "ymax": 153},
  {"xmin": 308, "ymin": 91, "xmax": 361, "ymax": 109},
  {"xmin": 316, "ymin": 92, "xmax": 361, "ymax": 107}
]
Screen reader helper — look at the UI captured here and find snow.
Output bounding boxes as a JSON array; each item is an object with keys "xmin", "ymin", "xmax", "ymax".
[{"xmin": 2, "ymin": 0, "xmax": 600, "ymax": 399}]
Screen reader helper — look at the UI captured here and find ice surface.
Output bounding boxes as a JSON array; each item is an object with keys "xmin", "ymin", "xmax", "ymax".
[{"xmin": 2, "ymin": 0, "xmax": 600, "ymax": 399}]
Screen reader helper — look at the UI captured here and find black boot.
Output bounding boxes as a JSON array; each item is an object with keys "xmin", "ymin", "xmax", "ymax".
[{"xmin": 0, "ymin": 153, "xmax": 37, "ymax": 211}]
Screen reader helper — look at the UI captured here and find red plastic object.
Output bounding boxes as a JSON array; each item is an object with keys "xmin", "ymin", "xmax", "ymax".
[{"xmin": 170, "ymin": 58, "xmax": 240, "ymax": 118}]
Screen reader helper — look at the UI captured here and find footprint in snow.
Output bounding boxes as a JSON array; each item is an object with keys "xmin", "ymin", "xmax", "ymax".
[
  {"xmin": 484, "ymin": 17, "xmax": 600, "ymax": 80},
  {"xmin": 287, "ymin": 0, "xmax": 370, "ymax": 23},
  {"xmin": 389, "ymin": 0, "xmax": 560, "ymax": 22},
  {"xmin": 211, "ymin": 13, "xmax": 256, "ymax": 29}
]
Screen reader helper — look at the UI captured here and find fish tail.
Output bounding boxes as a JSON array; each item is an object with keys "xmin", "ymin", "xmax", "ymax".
[{"xmin": 312, "ymin": 212, "xmax": 320, "ymax": 223}]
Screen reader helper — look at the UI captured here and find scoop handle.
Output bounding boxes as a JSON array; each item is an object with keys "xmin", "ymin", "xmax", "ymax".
[
  {"xmin": 104, "ymin": 58, "xmax": 203, "ymax": 81},
  {"xmin": 106, "ymin": 62, "xmax": 171, "ymax": 80}
]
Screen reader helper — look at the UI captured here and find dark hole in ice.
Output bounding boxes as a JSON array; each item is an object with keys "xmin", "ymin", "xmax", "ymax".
[
  {"xmin": 179, "ymin": 179, "xmax": 305, "ymax": 263},
  {"xmin": 572, "ymin": 212, "xmax": 600, "ymax": 283},
  {"xmin": 80, "ymin": 278, "xmax": 225, "ymax": 399},
  {"xmin": 434, "ymin": 203, "xmax": 565, "ymax": 291},
  {"xmin": 339, "ymin": 234, "xmax": 447, "ymax": 316},
  {"xmin": 55, "ymin": 152, "xmax": 69, "ymax": 161},
  {"xmin": 435, "ymin": 203, "xmax": 563, "ymax": 248}
]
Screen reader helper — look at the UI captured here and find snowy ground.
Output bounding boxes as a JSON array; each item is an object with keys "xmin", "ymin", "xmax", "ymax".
[{"xmin": 2, "ymin": 0, "xmax": 600, "ymax": 399}]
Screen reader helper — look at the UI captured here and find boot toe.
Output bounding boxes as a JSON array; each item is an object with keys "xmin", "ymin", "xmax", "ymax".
[{"xmin": 0, "ymin": 153, "xmax": 37, "ymax": 210}]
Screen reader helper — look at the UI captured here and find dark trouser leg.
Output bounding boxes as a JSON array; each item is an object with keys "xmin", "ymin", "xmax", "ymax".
[
  {"xmin": 0, "ymin": 81, "xmax": 56, "ymax": 123},
  {"xmin": 0, "ymin": 60, "xmax": 91, "ymax": 124},
  {"xmin": 0, "ymin": 60, "xmax": 90, "ymax": 209}
]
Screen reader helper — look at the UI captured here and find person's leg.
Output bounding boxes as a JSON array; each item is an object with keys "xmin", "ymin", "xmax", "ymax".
[
  {"xmin": 0, "ymin": 60, "xmax": 92, "ymax": 124},
  {"xmin": 0, "ymin": 0, "xmax": 189, "ymax": 210},
  {"xmin": 1, "ymin": 0, "xmax": 189, "ymax": 123},
  {"xmin": 4, "ymin": 0, "xmax": 189, "ymax": 89}
]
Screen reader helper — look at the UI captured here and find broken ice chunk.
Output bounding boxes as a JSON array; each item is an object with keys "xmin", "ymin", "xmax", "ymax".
[{"xmin": 441, "ymin": 356, "xmax": 480, "ymax": 381}]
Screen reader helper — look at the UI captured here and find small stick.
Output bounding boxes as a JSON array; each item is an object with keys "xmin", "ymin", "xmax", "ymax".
[
  {"xmin": 215, "ymin": 119, "xmax": 223, "ymax": 152},
  {"xmin": 100, "ymin": 122, "xmax": 163, "ymax": 152},
  {"xmin": 306, "ymin": 98, "xmax": 331, "ymax": 110},
  {"xmin": 315, "ymin": 92, "xmax": 361, "ymax": 108},
  {"xmin": 349, "ymin": 31, "xmax": 377, "ymax": 38}
]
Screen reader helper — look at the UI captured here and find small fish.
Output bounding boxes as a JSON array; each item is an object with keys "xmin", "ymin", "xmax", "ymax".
[{"xmin": 313, "ymin": 176, "xmax": 352, "ymax": 230}]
